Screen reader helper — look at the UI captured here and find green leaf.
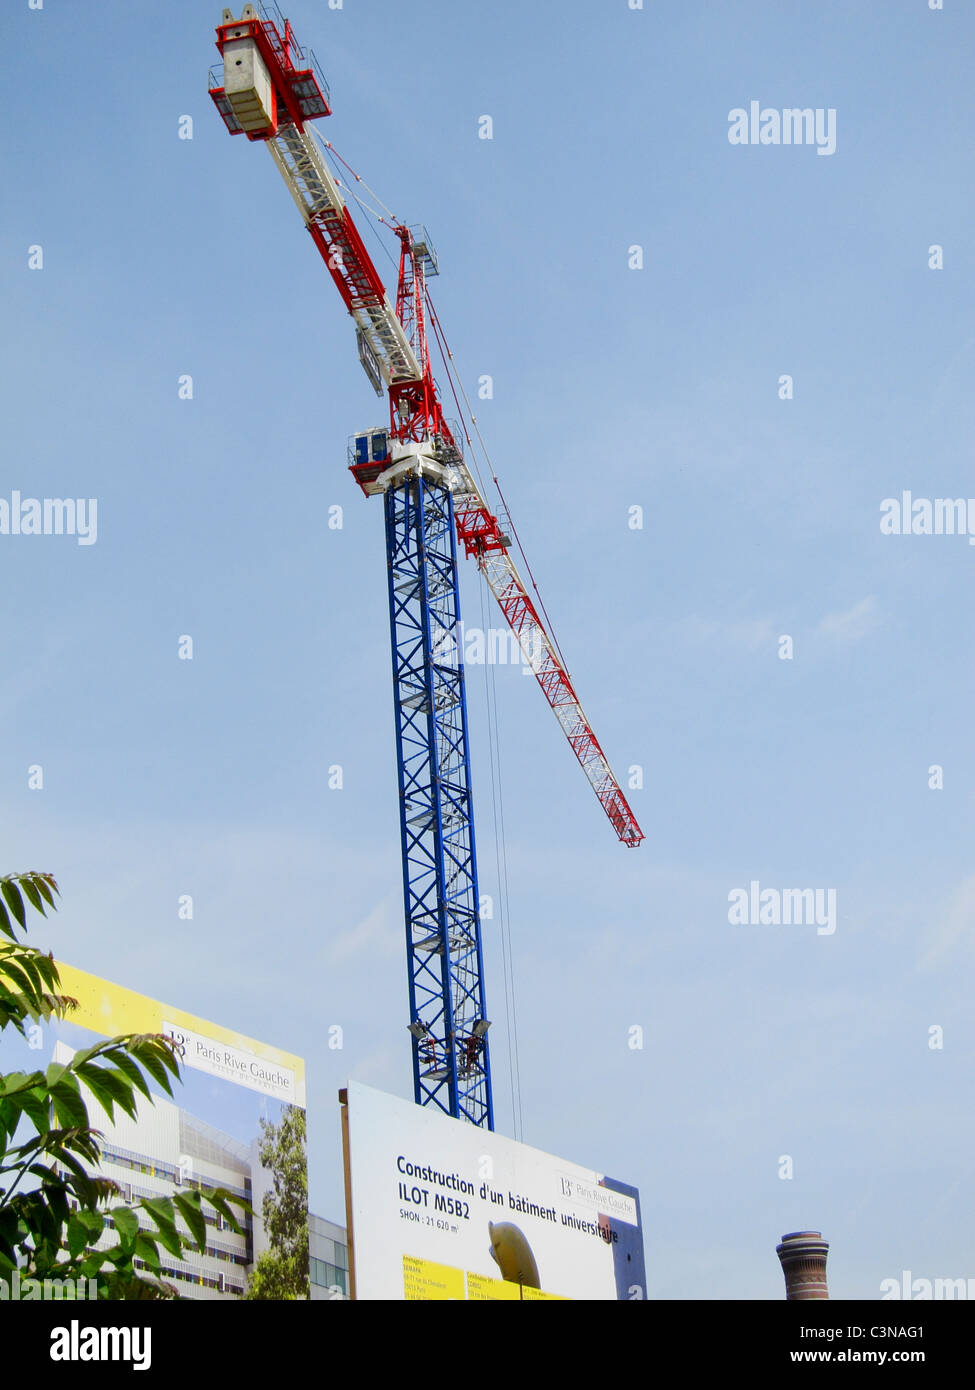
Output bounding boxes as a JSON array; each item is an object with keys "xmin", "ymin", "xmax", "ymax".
[
  {"xmin": 1, "ymin": 960, "xmax": 40, "ymax": 1006},
  {"xmin": 71, "ymin": 1066, "xmax": 116, "ymax": 1123},
  {"xmin": 79, "ymin": 1251, "xmax": 106, "ymax": 1280},
  {"xmin": 173, "ymin": 1192, "xmax": 207, "ymax": 1251},
  {"xmin": 67, "ymin": 1213, "xmax": 90, "ymax": 1259},
  {"xmin": 107, "ymin": 1052, "xmax": 153, "ymax": 1104},
  {"xmin": 33, "ymin": 875, "xmax": 57, "ymax": 910},
  {"xmin": 0, "ymin": 881, "xmax": 26, "ymax": 930},
  {"xmin": 13, "ymin": 1087, "xmax": 54, "ymax": 1134},
  {"xmin": 148, "ymin": 1218, "xmax": 182, "ymax": 1258},
  {"xmin": 133, "ymin": 1232, "xmax": 161, "ymax": 1273},
  {"xmin": 77, "ymin": 1208, "xmax": 105, "ymax": 1239},
  {"xmin": 127, "ymin": 1040, "xmax": 177, "ymax": 1096},
  {"xmin": 80, "ymin": 1065, "xmax": 138, "ymax": 1120},
  {"xmin": 112, "ymin": 1207, "xmax": 139, "ymax": 1244},
  {"xmin": 50, "ymin": 1079, "xmax": 89, "ymax": 1130},
  {"xmin": 205, "ymin": 1188, "xmax": 250, "ymax": 1234},
  {"xmin": 0, "ymin": 1069, "xmax": 43, "ymax": 1097},
  {"xmin": 140, "ymin": 1197, "xmax": 183, "ymax": 1257},
  {"xmin": 19, "ymin": 878, "xmax": 44, "ymax": 915},
  {"xmin": 142, "ymin": 1196, "xmax": 175, "ymax": 1227}
]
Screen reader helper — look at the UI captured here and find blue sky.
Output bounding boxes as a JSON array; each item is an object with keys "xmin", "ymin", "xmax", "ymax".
[{"xmin": 2, "ymin": 0, "xmax": 973, "ymax": 1299}]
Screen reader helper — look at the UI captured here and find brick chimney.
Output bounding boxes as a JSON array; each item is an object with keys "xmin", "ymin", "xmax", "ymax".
[{"xmin": 776, "ymin": 1230, "xmax": 829, "ymax": 1299}]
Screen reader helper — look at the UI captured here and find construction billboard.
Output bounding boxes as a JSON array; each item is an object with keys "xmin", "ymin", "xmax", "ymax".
[
  {"xmin": 7, "ymin": 960, "xmax": 307, "ymax": 1300},
  {"xmin": 341, "ymin": 1081, "xmax": 645, "ymax": 1300}
]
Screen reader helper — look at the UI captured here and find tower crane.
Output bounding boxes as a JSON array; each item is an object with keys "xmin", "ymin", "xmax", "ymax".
[{"xmin": 209, "ymin": 3, "xmax": 643, "ymax": 1131}]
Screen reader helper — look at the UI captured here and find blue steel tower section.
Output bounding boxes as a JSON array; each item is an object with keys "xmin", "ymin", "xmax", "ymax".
[{"xmin": 385, "ymin": 472, "xmax": 494, "ymax": 1130}]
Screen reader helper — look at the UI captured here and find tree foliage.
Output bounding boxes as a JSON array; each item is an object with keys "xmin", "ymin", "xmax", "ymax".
[
  {"xmin": 245, "ymin": 1104, "xmax": 309, "ymax": 1299},
  {"xmin": 0, "ymin": 871, "xmax": 250, "ymax": 1298}
]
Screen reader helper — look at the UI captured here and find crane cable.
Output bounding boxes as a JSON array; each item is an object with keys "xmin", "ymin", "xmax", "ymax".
[
  {"xmin": 426, "ymin": 292, "xmax": 525, "ymax": 1137},
  {"xmin": 311, "ymin": 121, "xmax": 569, "ymax": 682},
  {"xmin": 423, "ymin": 291, "xmax": 571, "ymax": 673},
  {"xmin": 313, "ymin": 120, "xmax": 568, "ymax": 688},
  {"xmin": 311, "ymin": 128, "xmax": 400, "ymax": 229},
  {"xmin": 478, "ymin": 562, "xmax": 525, "ymax": 1143},
  {"xmin": 312, "ymin": 134, "xmax": 525, "ymax": 1135},
  {"xmin": 426, "ymin": 305, "xmax": 492, "ymax": 502}
]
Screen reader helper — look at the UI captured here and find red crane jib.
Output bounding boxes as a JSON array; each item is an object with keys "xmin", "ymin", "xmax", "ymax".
[
  {"xmin": 210, "ymin": 9, "xmax": 645, "ymax": 850},
  {"xmin": 307, "ymin": 212, "xmax": 387, "ymax": 313}
]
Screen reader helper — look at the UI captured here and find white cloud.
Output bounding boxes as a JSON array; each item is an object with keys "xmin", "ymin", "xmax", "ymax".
[
  {"xmin": 817, "ymin": 595, "xmax": 878, "ymax": 642},
  {"xmin": 680, "ymin": 615, "xmax": 775, "ymax": 651},
  {"xmin": 325, "ymin": 896, "xmax": 401, "ymax": 966},
  {"xmin": 917, "ymin": 875, "xmax": 975, "ymax": 971}
]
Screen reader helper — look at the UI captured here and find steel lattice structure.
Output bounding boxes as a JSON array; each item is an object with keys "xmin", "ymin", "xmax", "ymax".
[{"xmin": 386, "ymin": 477, "xmax": 491, "ymax": 1126}]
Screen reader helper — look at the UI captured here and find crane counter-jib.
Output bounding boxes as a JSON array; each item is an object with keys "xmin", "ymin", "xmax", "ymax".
[{"xmin": 265, "ymin": 126, "xmax": 422, "ymax": 387}]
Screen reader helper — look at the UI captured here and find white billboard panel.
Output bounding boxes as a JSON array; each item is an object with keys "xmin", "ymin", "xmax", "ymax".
[{"xmin": 343, "ymin": 1081, "xmax": 645, "ymax": 1300}]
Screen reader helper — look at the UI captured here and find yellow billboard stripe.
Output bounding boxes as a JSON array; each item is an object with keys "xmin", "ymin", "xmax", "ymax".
[{"xmin": 54, "ymin": 960, "xmax": 305, "ymax": 1090}]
